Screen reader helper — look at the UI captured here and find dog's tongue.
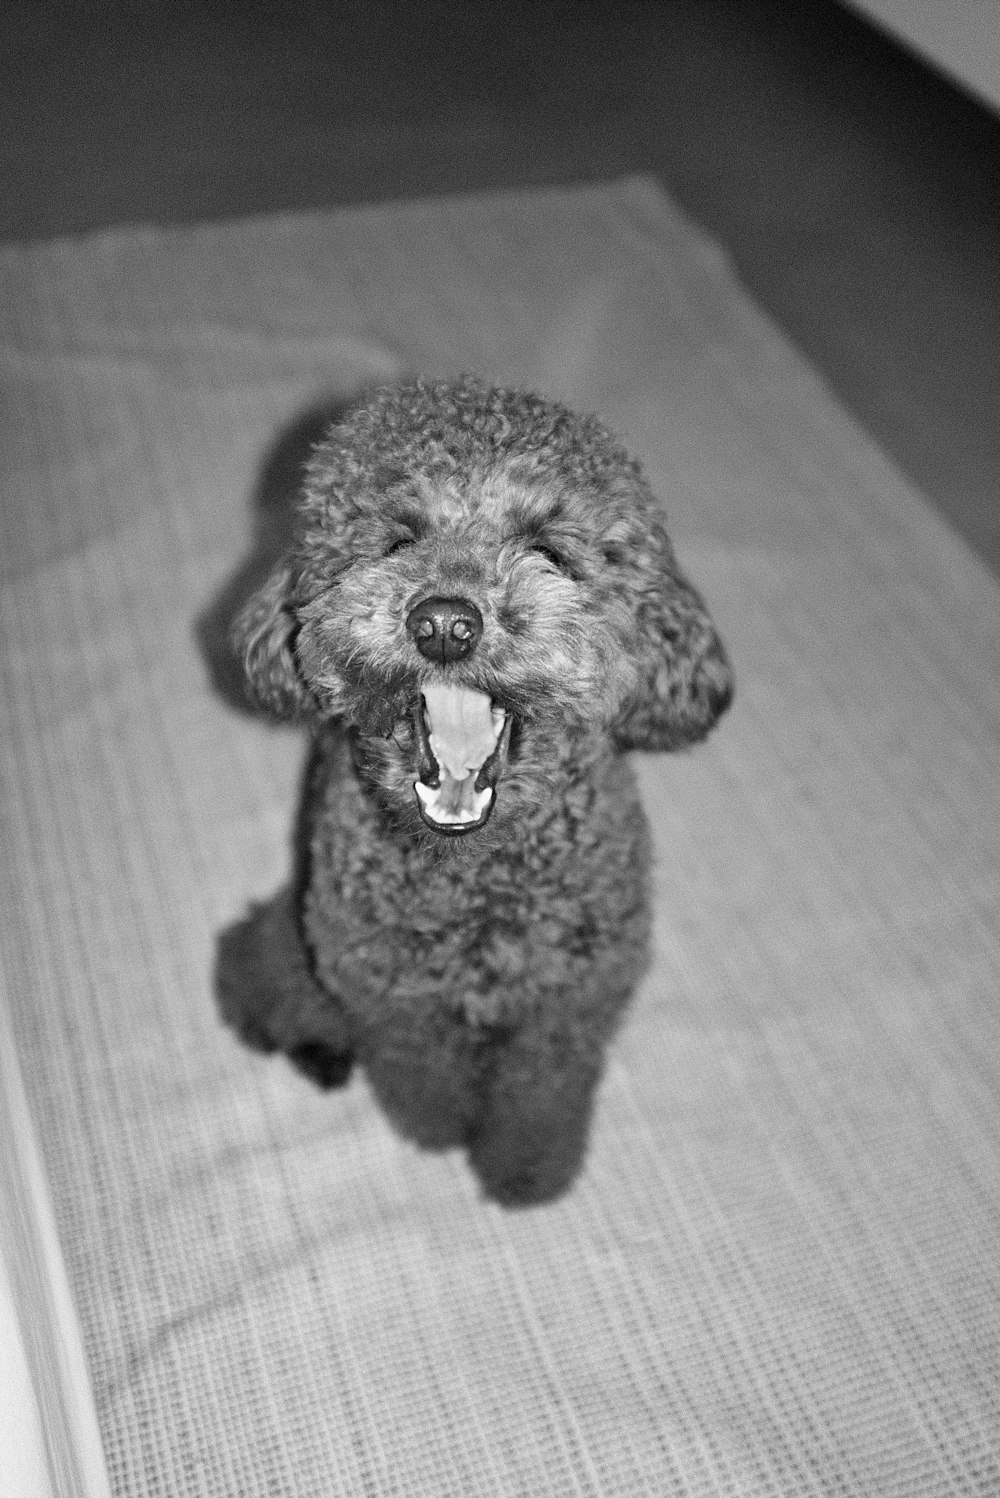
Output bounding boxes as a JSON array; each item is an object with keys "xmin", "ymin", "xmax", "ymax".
[{"xmin": 422, "ymin": 683, "xmax": 502, "ymax": 779}]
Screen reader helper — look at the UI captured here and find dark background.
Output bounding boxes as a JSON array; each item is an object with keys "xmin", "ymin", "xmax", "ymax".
[{"xmin": 4, "ymin": 0, "xmax": 998, "ymax": 574}]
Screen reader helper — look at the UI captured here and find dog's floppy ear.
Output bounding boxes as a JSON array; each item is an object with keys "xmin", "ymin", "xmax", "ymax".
[
  {"xmin": 613, "ymin": 546, "xmax": 734, "ymax": 753},
  {"xmin": 231, "ymin": 564, "xmax": 311, "ymax": 722}
]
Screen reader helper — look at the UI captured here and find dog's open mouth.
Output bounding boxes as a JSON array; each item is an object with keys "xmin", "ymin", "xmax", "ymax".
[{"xmin": 413, "ymin": 684, "xmax": 510, "ymax": 834}]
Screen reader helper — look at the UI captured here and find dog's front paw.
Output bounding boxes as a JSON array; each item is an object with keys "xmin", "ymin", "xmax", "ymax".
[
  {"xmin": 471, "ymin": 1046, "xmax": 600, "ymax": 1207},
  {"xmin": 479, "ymin": 1163, "xmax": 576, "ymax": 1209},
  {"xmin": 287, "ymin": 1041, "xmax": 355, "ymax": 1091},
  {"xmin": 469, "ymin": 1129, "xmax": 586, "ymax": 1209}
]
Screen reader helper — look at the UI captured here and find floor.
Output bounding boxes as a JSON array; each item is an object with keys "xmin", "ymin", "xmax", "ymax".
[{"xmin": 4, "ymin": 0, "xmax": 998, "ymax": 574}]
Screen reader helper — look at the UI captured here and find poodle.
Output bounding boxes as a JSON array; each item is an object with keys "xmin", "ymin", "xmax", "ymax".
[{"xmin": 219, "ymin": 376, "xmax": 733, "ymax": 1206}]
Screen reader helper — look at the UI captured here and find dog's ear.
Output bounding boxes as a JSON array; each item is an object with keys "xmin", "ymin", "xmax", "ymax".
[
  {"xmin": 231, "ymin": 564, "xmax": 311, "ymax": 721},
  {"xmin": 613, "ymin": 548, "xmax": 734, "ymax": 753}
]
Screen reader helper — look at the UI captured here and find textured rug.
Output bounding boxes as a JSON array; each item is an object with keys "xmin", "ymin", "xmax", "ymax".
[{"xmin": 2, "ymin": 177, "xmax": 999, "ymax": 1497}]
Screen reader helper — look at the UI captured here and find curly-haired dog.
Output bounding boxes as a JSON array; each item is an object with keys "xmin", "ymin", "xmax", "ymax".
[{"xmin": 220, "ymin": 377, "xmax": 733, "ymax": 1206}]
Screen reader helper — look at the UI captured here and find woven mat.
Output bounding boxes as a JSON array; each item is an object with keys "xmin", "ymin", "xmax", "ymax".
[{"xmin": 2, "ymin": 177, "xmax": 999, "ymax": 1496}]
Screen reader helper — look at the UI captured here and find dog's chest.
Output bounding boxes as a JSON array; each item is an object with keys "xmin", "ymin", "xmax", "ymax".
[
  {"xmin": 307, "ymin": 794, "xmax": 650, "ymax": 1037},
  {"xmin": 310, "ymin": 834, "xmax": 556, "ymax": 995}
]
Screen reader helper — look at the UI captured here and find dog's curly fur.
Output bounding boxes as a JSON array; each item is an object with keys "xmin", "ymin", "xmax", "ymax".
[{"xmin": 220, "ymin": 377, "xmax": 733, "ymax": 1206}]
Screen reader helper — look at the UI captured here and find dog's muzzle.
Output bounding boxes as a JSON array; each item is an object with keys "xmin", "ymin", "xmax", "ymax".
[{"xmin": 413, "ymin": 683, "xmax": 510, "ymax": 834}]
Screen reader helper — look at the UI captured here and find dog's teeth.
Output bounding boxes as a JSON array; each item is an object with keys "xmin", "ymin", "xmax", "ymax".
[
  {"xmin": 415, "ymin": 780, "xmax": 493, "ymax": 825},
  {"xmin": 414, "ymin": 688, "xmax": 507, "ymax": 832}
]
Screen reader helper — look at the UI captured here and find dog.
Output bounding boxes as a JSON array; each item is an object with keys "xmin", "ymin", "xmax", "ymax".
[{"xmin": 219, "ymin": 377, "xmax": 733, "ymax": 1206}]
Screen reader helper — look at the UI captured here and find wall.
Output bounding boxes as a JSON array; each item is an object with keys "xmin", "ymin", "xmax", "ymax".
[{"xmin": 844, "ymin": 0, "xmax": 1000, "ymax": 114}]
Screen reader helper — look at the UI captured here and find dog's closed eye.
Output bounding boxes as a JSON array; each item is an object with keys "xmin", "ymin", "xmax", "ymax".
[
  {"xmin": 527, "ymin": 539, "xmax": 578, "ymax": 579},
  {"xmin": 382, "ymin": 534, "xmax": 417, "ymax": 559}
]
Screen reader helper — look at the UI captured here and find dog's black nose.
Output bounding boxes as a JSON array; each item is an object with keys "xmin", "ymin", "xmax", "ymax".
[{"xmin": 406, "ymin": 596, "xmax": 483, "ymax": 664}]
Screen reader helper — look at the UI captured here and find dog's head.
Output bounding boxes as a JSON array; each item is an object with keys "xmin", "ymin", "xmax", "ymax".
[{"xmin": 234, "ymin": 379, "xmax": 733, "ymax": 838}]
